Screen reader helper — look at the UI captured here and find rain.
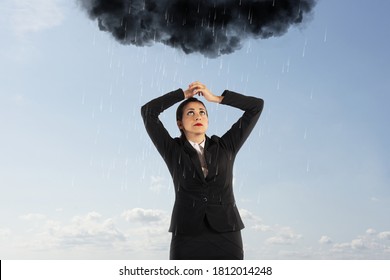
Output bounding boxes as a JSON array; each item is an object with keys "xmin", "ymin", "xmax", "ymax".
[{"xmin": 1, "ymin": 0, "xmax": 390, "ymax": 262}]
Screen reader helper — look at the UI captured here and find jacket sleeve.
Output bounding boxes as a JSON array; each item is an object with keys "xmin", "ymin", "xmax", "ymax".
[
  {"xmin": 140, "ymin": 89, "xmax": 184, "ymax": 161},
  {"xmin": 219, "ymin": 90, "xmax": 264, "ymax": 155}
]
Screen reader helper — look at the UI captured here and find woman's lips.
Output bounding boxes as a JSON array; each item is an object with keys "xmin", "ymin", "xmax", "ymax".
[{"xmin": 194, "ymin": 123, "xmax": 203, "ymax": 126}]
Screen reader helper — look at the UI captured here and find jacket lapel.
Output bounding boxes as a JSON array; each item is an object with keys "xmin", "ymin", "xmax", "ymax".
[{"xmin": 204, "ymin": 136, "xmax": 216, "ymax": 180}]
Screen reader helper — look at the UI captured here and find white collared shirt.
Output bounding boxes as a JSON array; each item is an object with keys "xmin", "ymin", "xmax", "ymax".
[{"xmin": 188, "ymin": 139, "xmax": 205, "ymax": 155}]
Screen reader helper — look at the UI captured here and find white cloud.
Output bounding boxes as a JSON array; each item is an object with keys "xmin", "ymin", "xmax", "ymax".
[
  {"xmin": 240, "ymin": 208, "xmax": 263, "ymax": 222},
  {"xmin": 0, "ymin": 228, "xmax": 12, "ymax": 237},
  {"xmin": 240, "ymin": 211, "xmax": 390, "ymax": 259},
  {"xmin": 120, "ymin": 208, "xmax": 170, "ymax": 253},
  {"xmin": 19, "ymin": 213, "xmax": 46, "ymax": 220},
  {"xmin": 1, "ymin": 0, "xmax": 65, "ymax": 37},
  {"xmin": 351, "ymin": 238, "xmax": 366, "ymax": 250},
  {"xmin": 265, "ymin": 226, "xmax": 302, "ymax": 245},
  {"xmin": 1, "ymin": 209, "xmax": 172, "ymax": 259},
  {"xmin": 17, "ymin": 0, "xmax": 65, "ymax": 34},
  {"xmin": 121, "ymin": 208, "xmax": 168, "ymax": 224},
  {"xmin": 149, "ymin": 175, "xmax": 168, "ymax": 193},
  {"xmin": 5, "ymin": 210, "xmax": 390, "ymax": 259},
  {"xmin": 252, "ymin": 224, "xmax": 272, "ymax": 232},
  {"xmin": 319, "ymin": 235, "xmax": 333, "ymax": 245},
  {"xmin": 378, "ymin": 231, "xmax": 390, "ymax": 240},
  {"xmin": 43, "ymin": 212, "xmax": 126, "ymax": 248},
  {"xmin": 240, "ymin": 208, "xmax": 302, "ymax": 246},
  {"xmin": 329, "ymin": 228, "xmax": 390, "ymax": 259}
]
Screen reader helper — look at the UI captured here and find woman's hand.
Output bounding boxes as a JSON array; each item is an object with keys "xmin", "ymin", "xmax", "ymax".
[{"xmin": 184, "ymin": 81, "xmax": 223, "ymax": 103}]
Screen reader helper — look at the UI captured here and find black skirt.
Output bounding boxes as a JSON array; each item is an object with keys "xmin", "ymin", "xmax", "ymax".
[{"xmin": 169, "ymin": 218, "xmax": 243, "ymax": 260}]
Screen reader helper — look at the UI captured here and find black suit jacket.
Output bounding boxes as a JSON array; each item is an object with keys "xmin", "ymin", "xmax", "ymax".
[{"xmin": 141, "ymin": 89, "xmax": 264, "ymax": 234}]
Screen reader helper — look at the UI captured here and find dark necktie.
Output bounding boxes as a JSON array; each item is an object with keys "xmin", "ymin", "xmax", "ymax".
[{"xmin": 196, "ymin": 144, "xmax": 208, "ymax": 177}]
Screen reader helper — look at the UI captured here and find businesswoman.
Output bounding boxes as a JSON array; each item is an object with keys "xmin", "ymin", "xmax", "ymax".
[{"xmin": 141, "ymin": 81, "xmax": 264, "ymax": 259}]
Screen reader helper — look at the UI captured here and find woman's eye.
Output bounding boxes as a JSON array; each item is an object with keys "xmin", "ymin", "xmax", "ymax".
[
  {"xmin": 187, "ymin": 111, "xmax": 194, "ymax": 116},
  {"xmin": 200, "ymin": 111, "xmax": 206, "ymax": 115}
]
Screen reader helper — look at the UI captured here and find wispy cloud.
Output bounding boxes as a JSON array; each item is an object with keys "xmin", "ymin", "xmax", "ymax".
[
  {"xmin": 54, "ymin": 212, "xmax": 126, "ymax": 247},
  {"xmin": 1, "ymin": 209, "xmax": 170, "ymax": 259},
  {"xmin": 3, "ymin": 209, "xmax": 390, "ymax": 259},
  {"xmin": 149, "ymin": 176, "xmax": 168, "ymax": 193},
  {"xmin": 328, "ymin": 229, "xmax": 390, "ymax": 259},
  {"xmin": 19, "ymin": 213, "xmax": 46, "ymax": 220},
  {"xmin": 319, "ymin": 235, "xmax": 333, "ymax": 245},
  {"xmin": 0, "ymin": 228, "xmax": 12, "ymax": 237},
  {"xmin": 241, "ymin": 208, "xmax": 302, "ymax": 245},
  {"xmin": 121, "ymin": 208, "xmax": 168, "ymax": 224},
  {"xmin": 378, "ymin": 231, "xmax": 390, "ymax": 240},
  {"xmin": 240, "ymin": 209, "xmax": 390, "ymax": 259},
  {"xmin": 1, "ymin": 0, "xmax": 65, "ymax": 37},
  {"xmin": 265, "ymin": 226, "xmax": 302, "ymax": 245}
]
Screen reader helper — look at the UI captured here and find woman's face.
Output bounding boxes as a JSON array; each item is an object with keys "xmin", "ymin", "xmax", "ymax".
[{"xmin": 177, "ymin": 101, "xmax": 209, "ymax": 138}]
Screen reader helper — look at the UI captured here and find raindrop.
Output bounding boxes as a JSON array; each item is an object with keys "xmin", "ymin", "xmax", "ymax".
[
  {"xmin": 142, "ymin": 166, "xmax": 146, "ymax": 180},
  {"xmin": 100, "ymin": 96, "xmax": 104, "ymax": 112},
  {"xmin": 286, "ymin": 58, "xmax": 290, "ymax": 73},
  {"xmin": 255, "ymin": 55, "xmax": 259, "ymax": 69},
  {"xmin": 302, "ymin": 38, "xmax": 308, "ymax": 57},
  {"xmin": 246, "ymin": 40, "xmax": 252, "ymax": 54},
  {"xmin": 96, "ymin": 125, "xmax": 101, "ymax": 135},
  {"xmin": 324, "ymin": 27, "xmax": 328, "ymax": 43}
]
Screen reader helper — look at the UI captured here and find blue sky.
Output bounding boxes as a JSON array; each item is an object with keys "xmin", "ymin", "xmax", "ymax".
[{"xmin": 1, "ymin": 0, "xmax": 390, "ymax": 259}]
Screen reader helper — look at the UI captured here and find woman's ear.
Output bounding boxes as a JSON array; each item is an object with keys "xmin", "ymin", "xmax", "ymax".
[{"xmin": 177, "ymin": 120, "xmax": 183, "ymax": 129}]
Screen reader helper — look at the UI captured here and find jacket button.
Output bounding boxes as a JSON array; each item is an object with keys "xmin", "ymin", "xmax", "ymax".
[{"xmin": 202, "ymin": 196, "xmax": 208, "ymax": 203}]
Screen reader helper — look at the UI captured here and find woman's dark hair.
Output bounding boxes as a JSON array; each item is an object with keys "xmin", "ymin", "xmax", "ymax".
[{"xmin": 176, "ymin": 97, "xmax": 207, "ymax": 139}]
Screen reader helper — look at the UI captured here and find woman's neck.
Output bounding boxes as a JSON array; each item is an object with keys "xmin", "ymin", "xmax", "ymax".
[{"xmin": 185, "ymin": 133, "xmax": 205, "ymax": 144}]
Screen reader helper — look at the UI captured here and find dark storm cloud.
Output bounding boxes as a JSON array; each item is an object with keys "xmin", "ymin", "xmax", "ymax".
[{"xmin": 78, "ymin": 0, "xmax": 317, "ymax": 58}]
